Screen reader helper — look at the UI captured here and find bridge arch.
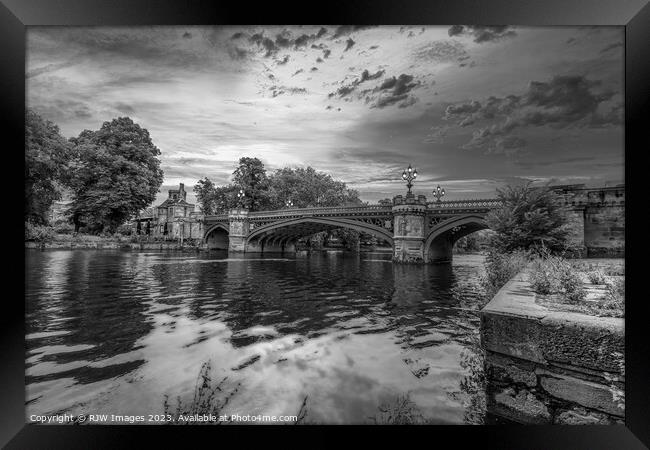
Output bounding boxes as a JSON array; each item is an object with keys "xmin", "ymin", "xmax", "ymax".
[
  {"xmin": 204, "ymin": 222, "xmax": 230, "ymax": 250},
  {"xmin": 246, "ymin": 216, "xmax": 394, "ymax": 250},
  {"xmin": 423, "ymin": 214, "xmax": 489, "ymax": 262}
]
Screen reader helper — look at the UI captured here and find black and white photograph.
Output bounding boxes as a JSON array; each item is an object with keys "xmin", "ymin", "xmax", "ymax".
[{"xmin": 24, "ymin": 23, "xmax": 627, "ymax": 427}]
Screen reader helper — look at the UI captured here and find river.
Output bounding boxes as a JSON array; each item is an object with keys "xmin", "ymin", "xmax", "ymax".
[{"xmin": 25, "ymin": 249, "xmax": 488, "ymax": 424}]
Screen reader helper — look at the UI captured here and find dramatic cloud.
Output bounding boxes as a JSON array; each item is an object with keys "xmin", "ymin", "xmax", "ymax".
[
  {"xmin": 26, "ymin": 26, "xmax": 624, "ymax": 201},
  {"xmin": 443, "ymin": 75, "xmax": 622, "ymax": 153},
  {"xmin": 328, "ymin": 69, "xmax": 386, "ymax": 98},
  {"xmin": 448, "ymin": 25, "xmax": 517, "ymax": 43}
]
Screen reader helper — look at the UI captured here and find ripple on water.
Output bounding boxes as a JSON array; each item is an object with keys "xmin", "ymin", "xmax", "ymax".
[{"xmin": 25, "ymin": 250, "xmax": 488, "ymax": 424}]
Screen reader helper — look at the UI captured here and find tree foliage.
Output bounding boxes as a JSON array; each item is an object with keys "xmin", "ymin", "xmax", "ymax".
[
  {"xmin": 67, "ymin": 117, "xmax": 164, "ymax": 232},
  {"xmin": 25, "ymin": 109, "xmax": 72, "ymax": 224},
  {"xmin": 485, "ymin": 183, "xmax": 580, "ymax": 255},
  {"xmin": 232, "ymin": 157, "xmax": 270, "ymax": 211},
  {"xmin": 194, "ymin": 159, "xmax": 362, "ymax": 214}
]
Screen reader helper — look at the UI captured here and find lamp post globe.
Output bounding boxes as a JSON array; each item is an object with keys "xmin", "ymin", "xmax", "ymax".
[
  {"xmin": 401, "ymin": 164, "xmax": 418, "ymax": 195},
  {"xmin": 433, "ymin": 185, "xmax": 446, "ymax": 203}
]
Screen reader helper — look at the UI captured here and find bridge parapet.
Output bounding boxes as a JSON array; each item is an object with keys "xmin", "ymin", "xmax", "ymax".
[
  {"xmin": 427, "ymin": 199, "xmax": 502, "ymax": 209},
  {"xmin": 246, "ymin": 204, "xmax": 394, "ymax": 219}
]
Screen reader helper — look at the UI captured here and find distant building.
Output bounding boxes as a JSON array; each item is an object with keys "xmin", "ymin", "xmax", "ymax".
[
  {"xmin": 156, "ymin": 183, "xmax": 195, "ymax": 221},
  {"xmin": 133, "ymin": 183, "xmax": 203, "ymax": 239}
]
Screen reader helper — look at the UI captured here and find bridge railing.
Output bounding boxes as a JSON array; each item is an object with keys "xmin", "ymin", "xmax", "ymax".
[
  {"xmin": 427, "ymin": 199, "xmax": 502, "ymax": 209},
  {"xmin": 203, "ymin": 200, "xmax": 503, "ymax": 222},
  {"xmin": 247, "ymin": 204, "xmax": 394, "ymax": 218}
]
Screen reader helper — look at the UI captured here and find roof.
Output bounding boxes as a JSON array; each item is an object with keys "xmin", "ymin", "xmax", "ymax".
[{"xmin": 158, "ymin": 198, "xmax": 194, "ymax": 208}]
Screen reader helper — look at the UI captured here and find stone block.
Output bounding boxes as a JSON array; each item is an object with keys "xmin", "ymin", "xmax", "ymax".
[
  {"xmin": 480, "ymin": 312, "xmax": 546, "ymax": 364},
  {"xmin": 489, "ymin": 387, "xmax": 551, "ymax": 424},
  {"xmin": 537, "ymin": 369, "xmax": 624, "ymax": 417},
  {"xmin": 539, "ymin": 312, "xmax": 624, "ymax": 373},
  {"xmin": 485, "ymin": 352, "xmax": 537, "ymax": 387}
]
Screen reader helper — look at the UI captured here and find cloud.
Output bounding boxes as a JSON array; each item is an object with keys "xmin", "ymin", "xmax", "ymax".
[
  {"xmin": 331, "ymin": 26, "xmax": 375, "ymax": 39},
  {"xmin": 448, "ymin": 25, "xmax": 517, "ymax": 43},
  {"xmin": 114, "ymin": 102, "xmax": 135, "ymax": 114},
  {"xmin": 249, "ymin": 33, "xmax": 279, "ymax": 57},
  {"xmin": 269, "ymin": 85, "xmax": 308, "ymax": 97},
  {"xmin": 328, "ymin": 71, "xmax": 420, "ymax": 109},
  {"xmin": 26, "ymin": 61, "xmax": 76, "ymax": 78},
  {"xmin": 443, "ymin": 75, "xmax": 622, "ymax": 153},
  {"xmin": 600, "ymin": 42, "xmax": 623, "ymax": 53},
  {"xmin": 413, "ymin": 40, "xmax": 469, "ymax": 64},
  {"xmin": 328, "ymin": 69, "xmax": 386, "ymax": 98}
]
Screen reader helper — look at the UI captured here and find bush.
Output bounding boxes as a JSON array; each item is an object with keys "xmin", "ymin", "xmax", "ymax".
[
  {"xmin": 53, "ymin": 220, "xmax": 75, "ymax": 235},
  {"xmin": 25, "ymin": 222, "xmax": 55, "ymax": 243},
  {"xmin": 116, "ymin": 223, "xmax": 133, "ymax": 236},
  {"xmin": 480, "ymin": 250, "xmax": 530, "ymax": 300},
  {"xmin": 529, "ymin": 254, "xmax": 586, "ymax": 303},
  {"xmin": 604, "ymin": 278, "xmax": 625, "ymax": 311},
  {"xmin": 485, "ymin": 183, "xmax": 581, "ymax": 255},
  {"xmin": 586, "ymin": 270, "xmax": 608, "ymax": 285}
]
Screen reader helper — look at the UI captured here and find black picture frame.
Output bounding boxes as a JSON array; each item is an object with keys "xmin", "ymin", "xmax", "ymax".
[{"xmin": 3, "ymin": 0, "xmax": 648, "ymax": 447}]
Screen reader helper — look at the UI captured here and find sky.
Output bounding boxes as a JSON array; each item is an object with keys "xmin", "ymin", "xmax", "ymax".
[{"xmin": 26, "ymin": 25, "xmax": 624, "ymax": 206}]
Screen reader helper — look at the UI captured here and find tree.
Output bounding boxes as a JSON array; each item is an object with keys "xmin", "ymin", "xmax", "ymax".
[
  {"xmin": 485, "ymin": 183, "xmax": 579, "ymax": 254},
  {"xmin": 25, "ymin": 109, "xmax": 72, "ymax": 224},
  {"xmin": 67, "ymin": 117, "xmax": 164, "ymax": 233},
  {"xmin": 232, "ymin": 157, "xmax": 270, "ymax": 211},
  {"xmin": 266, "ymin": 166, "xmax": 361, "ymax": 209},
  {"xmin": 194, "ymin": 178, "xmax": 241, "ymax": 214}
]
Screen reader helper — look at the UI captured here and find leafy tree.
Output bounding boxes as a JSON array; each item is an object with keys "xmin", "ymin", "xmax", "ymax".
[
  {"xmin": 266, "ymin": 166, "xmax": 361, "ymax": 209},
  {"xmin": 485, "ymin": 183, "xmax": 580, "ymax": 255},
  {"xmin": 25, "ymin": 109, "xmax": 72, "ymax": 224},
  {"xmin": 232, "ymin": 157, "xmax": 270, "ymax": 211},
  {"xmin": 194, "ymin": 178, "xmax": 240, "ymax": 214},
  {"xmin": 67, "ymin": 117, "xmax": 164, "ymax": 233}
]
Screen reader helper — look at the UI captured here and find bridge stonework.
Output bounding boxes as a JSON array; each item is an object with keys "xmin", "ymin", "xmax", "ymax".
[{"xmin": 198, "ymin": 185, "xmax": 624, "ymax": 263}]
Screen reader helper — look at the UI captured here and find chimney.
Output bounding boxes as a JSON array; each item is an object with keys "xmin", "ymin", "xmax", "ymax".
[{"xmin": 179, "ymin": 183, "xmax": 186, "ymax": 199}]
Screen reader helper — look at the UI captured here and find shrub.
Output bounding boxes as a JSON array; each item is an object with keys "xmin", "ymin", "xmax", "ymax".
[
  {"xmin": 485, "ymin": 183, "xmax": 582, "ymax": 255},
  {"xmin": 116, "ymin": 223, "xmax": 133, "ymax": 236},
  {"xmin": 53, "ymin": 220, "xmax": 75, "ymax": 235},
  {"xmin": 25, "ymin": 222, "xmax": 55, "ymax": 243},
  {"xmin": 480, "ymin": 250, "xmax": 530, "ymax": 300},
  {"xmin": 528, "ymin": 254, "xmax": 586, "ymax": 303},
  {"xmin": 586, "ymin": 270, "xmax": 608, "ymax": 285},
  {"xmin": 603, "ymin": 278, "xmax": 625, "ymax": 313}
]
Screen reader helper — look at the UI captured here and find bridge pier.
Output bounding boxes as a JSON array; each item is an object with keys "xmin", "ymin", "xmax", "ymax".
[
  {"xmin": 392, "ymin": 194, "xmax": 428, "ymax": 263},
  {"xmin": 228, "ymin": 209, "xmax": 249, "ymax": 252}
]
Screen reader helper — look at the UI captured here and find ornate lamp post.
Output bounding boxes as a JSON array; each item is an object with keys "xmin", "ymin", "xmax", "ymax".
[
  {"xmin": 433, "ymin": 185, "xmax": 446, "ymax": 203},
  {"xmin": 285, "ymin": 199, "xmax": 294, "ymax": 208},
  {"xmin": 237, "ymin": 189, "xmax": 246, "ymax": 209},
  {"xmin": 401, "ymin": 164, "xmax": 418, "ymax": 195}
]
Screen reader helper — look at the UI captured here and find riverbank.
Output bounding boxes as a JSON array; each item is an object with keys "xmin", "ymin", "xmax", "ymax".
[{"xmin": 25, "ymin": 234, "xmax": 204, "ymax": 251}]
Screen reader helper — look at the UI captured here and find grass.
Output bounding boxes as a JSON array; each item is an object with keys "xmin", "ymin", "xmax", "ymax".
[
  {"xmin": 529, "ymin": 255, "xmax": 624, "ymax": 318},
  {"xmin": 163, "ymin": 361, "xmax": 240, "ymax": 424},
  {"xmin": 480, "ymin": 249, "xmax": 530, "ymax": 303}
]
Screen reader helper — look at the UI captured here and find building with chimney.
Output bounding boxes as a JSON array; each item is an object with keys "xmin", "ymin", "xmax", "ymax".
[{"xmin": 133, "ymin": 183, "xmax": 203, "ymax": 240}]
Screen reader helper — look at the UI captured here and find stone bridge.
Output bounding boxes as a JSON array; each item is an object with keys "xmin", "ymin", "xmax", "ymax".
[{"xmin": 201, "ymin": 185, "xmax": 624, "ymax": 263}]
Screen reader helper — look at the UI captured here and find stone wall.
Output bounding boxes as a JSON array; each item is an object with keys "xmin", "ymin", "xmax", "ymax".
[
  {"xmin": 480, "ymin": 269, "xmax": 625, "ymax": 424},
  {"xmin": 554, "ymin": 186, "xmax": 625, "ymax": 258}
]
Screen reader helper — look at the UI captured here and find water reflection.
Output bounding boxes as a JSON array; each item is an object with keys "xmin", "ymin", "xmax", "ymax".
[{"xmin": 25, "ymin": 250, "xmax": 487, "ymax": 423}]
